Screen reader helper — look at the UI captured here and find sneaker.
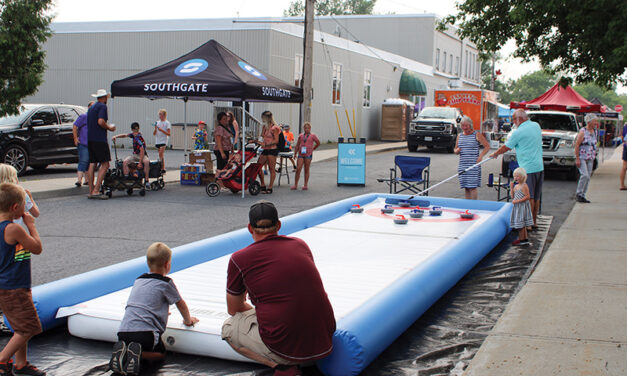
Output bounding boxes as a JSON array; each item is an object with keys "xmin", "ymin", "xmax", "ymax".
[
  {"xmin": 109, "ymin": 340, "xmax": 126, "ymax": 375},
  {"xmin": 13, "ymin": 362, "xmax": 45, "ymax": 376},
  {"xmin": 575, "ymin": 195, "xmax": 590, "ymax": 203},
  {"xmin": 145, "ymin": 182, "xmax": 151, "ymax": 190},
  {"xmin": 512, "ymin": 239, "xmax": 529, "ymax": 246},
  {"xmin": 124, "ymin": 342, "xmax": 142, "ymax": 376},
  {"xmin": 0, "ymin": 360, "xmax": 13, "ymax": 375}
]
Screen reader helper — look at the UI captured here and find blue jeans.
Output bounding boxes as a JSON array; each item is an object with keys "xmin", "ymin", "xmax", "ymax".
[
  {"xmin": 77, "ymin": 144, "xmax": 89, "ymax": 172},
  {"xmin": 576, "ymin": 159, "xmax": 593, "ymax": 197}
]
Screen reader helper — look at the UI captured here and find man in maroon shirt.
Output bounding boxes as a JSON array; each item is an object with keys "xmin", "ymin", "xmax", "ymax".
[{"xmin": 222, "ymin": 201, "xmax": 335, "ymax": 376}]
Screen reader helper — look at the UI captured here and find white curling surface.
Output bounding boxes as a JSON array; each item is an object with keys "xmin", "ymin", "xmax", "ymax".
[{"xmin": 57, "ymin": 198, "xmax": 494, "ymax": 361}]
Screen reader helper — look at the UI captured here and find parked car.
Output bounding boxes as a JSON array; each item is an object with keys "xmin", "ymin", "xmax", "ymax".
[
  {"xmin": 0, "ymin": 104, "xmax": 86, "ymax": 175},
  {"xmin": 502, "ymin": 111, "xmax": 597, "ymax": 180},
  {"xmin": 407, "ymin": 106, "xmax": 462, "ymax": 153}
]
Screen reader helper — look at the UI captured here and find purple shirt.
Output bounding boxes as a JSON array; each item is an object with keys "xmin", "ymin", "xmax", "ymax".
[{"xmin": 74, "ymin": 113, "xmax": 88, "ymax": 146}]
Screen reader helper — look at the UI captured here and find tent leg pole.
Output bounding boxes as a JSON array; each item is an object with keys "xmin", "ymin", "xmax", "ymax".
[
  {"xmin": 184, "ymin": 98, "xmax": 188, "ymax": 158},
  {"xmin": 242, "ymin": 101, "xmax": 247, "ymax": 198}
]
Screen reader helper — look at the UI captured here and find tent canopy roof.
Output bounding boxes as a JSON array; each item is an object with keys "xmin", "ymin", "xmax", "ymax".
[
  {"xmin": 111, "ymin": 40, "xmax": 303, "ymax": 103},
  {"xmin": 510, "ymin": 82, "xmax": 600, "ymax": 113}
]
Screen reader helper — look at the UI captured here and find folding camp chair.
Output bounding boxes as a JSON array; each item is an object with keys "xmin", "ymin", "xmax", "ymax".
[
  {"xmin": 488, "ymin": 160, "xmax": 518, "ymax": 202},
  {"xmin": 377, "ymin": 155, "xmax": 430, "ymax": 195}
]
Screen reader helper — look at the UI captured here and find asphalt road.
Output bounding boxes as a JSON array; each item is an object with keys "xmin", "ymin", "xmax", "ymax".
[{"xmin": 29, "ymin": 146, "xmax": 592, "ymax": 286}]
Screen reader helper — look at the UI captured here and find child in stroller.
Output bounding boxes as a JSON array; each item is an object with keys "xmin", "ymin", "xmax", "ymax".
[
  {"xmin": 206, "ymin": 144, "xmax": 262, "ymax": 197},
  {"xmin": 101, "ymin": 123, "xmax": 165, "ymax": 198}
]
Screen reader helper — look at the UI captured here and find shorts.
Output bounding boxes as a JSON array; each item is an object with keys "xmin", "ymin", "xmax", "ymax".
[
  {"xmin": 118, "ymin": 331, "xmax": 166, "ymax": 353},
  {"xmin": 88, "ymin": 141, "xmax": 111, "ymax": 163},
  {"xmin": 622, "ymin": 145, "xmax": 627, "ymax": 162},
  {"xmin": 527, "ymin": 171, "xmax": 544, "ymax": 201},
  {"xmin": 126, "ymin": 154, "xmax": 150, "ymax": 165},
  {"xmin": 0, "ymin": 288, "xmax": 42, "ymax": 337},
  {"xmin": 222, "ymin": 309, "xmax": 296, "ymax": 366},
  {"xmin": 155, "ymin": 144, "xmax": 166, "ymax": 149},
  {"xmin": 261, "ymin": 149, "xmax": 279, "ymax": 157},
  {"xmin": 297, "ymin": 155, "xmax": 312, "ymax": 160},
  {"xmin": 77, "ymin": 143, "xmax": 90, "ymax": 172}
]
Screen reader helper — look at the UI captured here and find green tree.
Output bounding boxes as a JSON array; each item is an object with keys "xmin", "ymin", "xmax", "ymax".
[
  {"xmin": 0, "ymin": 0, "xmax": 52, "ymax": 116},
  {"xmin": 284, "ymin": 0, "xmax": 376, "ymax": 16},
  {"xmin": 573, "ymin": 83, "xmax": 627, "ymax": 118},
  {"xmin": 440, "ymin": 0, "xmax": 627, "ymax": 89},
  {"xmin": 506, "ymin": 70, "xmax": 557, "ymax": 103},
  {"xmin": 479, "ymin": 53, "xmax": 511, "ymax": 103}
]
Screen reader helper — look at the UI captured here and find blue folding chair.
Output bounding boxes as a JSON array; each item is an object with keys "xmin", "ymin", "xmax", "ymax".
[{"xmin": 378, "ymin": 155, "xmax": 430, "ymax": 195}]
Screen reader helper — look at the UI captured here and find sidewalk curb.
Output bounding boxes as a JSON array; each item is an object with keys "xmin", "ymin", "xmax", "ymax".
[{"xmin": 30, "ymin": 143, "xmax": 408, "ymax": 200}]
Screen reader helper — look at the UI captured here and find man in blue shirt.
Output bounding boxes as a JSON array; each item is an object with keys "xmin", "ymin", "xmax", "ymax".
[
  {"xmin": 86, "ymin": 89, "xmax": 116, "ymax": 199},
  {"xmin": 491, "ymin": 109, "xmax": 544, "ymax": 229}
]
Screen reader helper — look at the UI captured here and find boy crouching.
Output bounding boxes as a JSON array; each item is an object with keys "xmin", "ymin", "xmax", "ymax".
[{"xmin": 109, "ymin": 242, "xmax": 198, "ymax": 375}]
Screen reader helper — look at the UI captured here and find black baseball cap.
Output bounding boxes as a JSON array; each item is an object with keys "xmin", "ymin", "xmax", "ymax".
[{"xmin": 249, "ymin": 200, "xmax": 279, "ymax": 228}]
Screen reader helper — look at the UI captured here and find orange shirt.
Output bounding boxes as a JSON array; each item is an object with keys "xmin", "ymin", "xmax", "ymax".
[{"xmin": 283, "ymin": 130, "xmax": 295, "ymax": 150}]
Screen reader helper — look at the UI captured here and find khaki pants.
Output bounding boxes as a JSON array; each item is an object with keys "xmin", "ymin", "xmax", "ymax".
[{"xmin": 221, "ymin": 309, "xmax": 296, "ymax": 366}]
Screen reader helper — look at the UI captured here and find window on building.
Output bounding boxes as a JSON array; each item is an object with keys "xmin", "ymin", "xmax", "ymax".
[
  {"xmin": 332, "ymin": 62, "xmax": 342, "ymax": 105},
  {"xmin": 476, "ymin": 60, "xmax": 481, "ymax": 81},
  {"xmin": 465, "ymin": 51, "xmax": 468, "ymax": 77},
  {"xmin": 449, "ymin": 53, "xmax": 453, "ymax": 73},
  {"xmin": 435, "ymin": 48, "xmax": 440, "ymax": 70},
  {"xmin": 412, "ymin": 95, "xmax": 426, "ymax": 115},
  {"xmin": 443, "ymin": 52, "xmax": 447, "ymax": 74},
  {"xmin": 363, "ymin": 70, "xmax": 372, "ymax": 108},
  {"xmin": 455, "ymin": 56, "xmax": 460, "ymax": 76},
  {"xmin": 294, "ymin": 54, "xmax": 303, "ymax": 87}
]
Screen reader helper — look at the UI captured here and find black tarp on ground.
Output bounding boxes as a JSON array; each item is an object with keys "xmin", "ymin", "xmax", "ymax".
[
  {"xmin": 110, "ymin": 40, "xmax": 303, "ymax": 103},
  {"xmin": 0, "ymin": 216, "xmax": 551, "ymax": 375}
]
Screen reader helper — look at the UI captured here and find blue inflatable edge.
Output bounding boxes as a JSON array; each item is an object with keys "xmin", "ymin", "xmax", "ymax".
[{"xmin": 19, "ymin": 193, "xmax": 510, "ymax": 376}]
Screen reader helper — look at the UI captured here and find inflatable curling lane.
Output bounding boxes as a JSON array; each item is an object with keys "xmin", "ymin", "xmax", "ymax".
[{"xmin": 22, "ymin": 194, "xmax": 511, "ymax": 376}]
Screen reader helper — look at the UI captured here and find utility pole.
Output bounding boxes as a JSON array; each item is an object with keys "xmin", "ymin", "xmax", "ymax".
[
  {"xmin": 490, "ymin": 53, "xmax": 496, "ymax": 91},
  {"xmin": 301, "ymin": 0, "xmax": 315, "ymax": 132}
]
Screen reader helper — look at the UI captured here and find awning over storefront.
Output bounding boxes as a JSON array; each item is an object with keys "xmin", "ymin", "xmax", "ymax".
[{"xmin": 399, "ymin": 69, "xmax": 427, "ymax": 96}]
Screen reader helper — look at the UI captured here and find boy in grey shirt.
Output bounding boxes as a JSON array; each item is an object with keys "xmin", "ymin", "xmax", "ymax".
[{"xmin": 109, "ymin": 242, "xmax": 199, "ymax": 375}]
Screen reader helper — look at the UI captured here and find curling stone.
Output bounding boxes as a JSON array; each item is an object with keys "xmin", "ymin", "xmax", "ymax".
[
  {"xmin": 381, "ymin": 204, "xmax": 394, "ymax": 214},
  {"xmin": 429, "ymin": 206, "xmax": 442, "ymax": 216},
  {"xmin": 409, "ymin": 209, "xmax": 424, "ymax": 218},
  {"xmin": 393, "ymin": 215, "xmax": 408, "ymax": 224},
  {"xmin": 398, "ymin": 200, "xmax": 411, "ymax": 207},
  {"xmin": 460, "ymin": 210, "xmax": 474, "ymax": 219},
  {"xmin": 350, "ymin": 204, "xmax": 364, "ymax": 213}
]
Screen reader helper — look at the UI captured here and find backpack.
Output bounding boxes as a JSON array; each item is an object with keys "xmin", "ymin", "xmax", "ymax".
[{"xmin": 277, "ymin": 129, "xmax": 287, "ymax": 152}]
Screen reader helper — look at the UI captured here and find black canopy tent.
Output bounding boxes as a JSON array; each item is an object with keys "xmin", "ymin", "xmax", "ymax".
[{"xmin": 110, "ymin": 39, "xmax": 303, "ymax": 197}]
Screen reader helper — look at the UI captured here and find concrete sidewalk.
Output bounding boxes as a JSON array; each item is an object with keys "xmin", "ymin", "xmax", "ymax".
[
  {"xmin": 464, "ymin": 147, "xmax": 627, "ymax": 375},
  {"xmin": 23, "ymin": 141, "xmax": 406, "ymax": 199}
]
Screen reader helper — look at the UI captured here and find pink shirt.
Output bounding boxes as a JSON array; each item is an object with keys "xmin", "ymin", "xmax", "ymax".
[
  {"xmin": 262, "ymin": 124, "xmax": 281, "ymax": 150},
  {"xmin": 214, "ymin": 124, "xmax": 233, "ymax": 151},
  {"xmin": 297, "ymin": 132, "xmax": 319, "ymax": 157}
]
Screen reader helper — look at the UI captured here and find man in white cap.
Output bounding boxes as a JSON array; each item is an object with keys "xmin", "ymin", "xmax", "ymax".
[{"xmin": 86, "ymin": 89, "xmax": 116, "ymax": 199}]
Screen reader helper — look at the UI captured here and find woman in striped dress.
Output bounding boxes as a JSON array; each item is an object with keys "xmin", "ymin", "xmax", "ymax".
[
  {"xmin": 510, "ymin": 167, "xmax": 534, "ymax": 245},
  {"xmin": 454, "ymin": 116, "xmax": 490, "ymax": 199}
]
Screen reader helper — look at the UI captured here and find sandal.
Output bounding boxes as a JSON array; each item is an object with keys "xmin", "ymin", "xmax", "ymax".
[
  {"xmin": 260, "ymin": 186, "xmax": 267, "ymax": 192},
  {"xmin": 75, "ymin": 181, "xmax": 81, "ymax": 187},
  {"xmin": 302, "ymin": 186, "xmax": 308, "ymax": 190},
  {"xmin": 290, "ymin": 186, "xmax": 297, "ymax": 190},
  {"xmin": 262, "ymin": 188, "xmax": 273, "ymax": 194}
]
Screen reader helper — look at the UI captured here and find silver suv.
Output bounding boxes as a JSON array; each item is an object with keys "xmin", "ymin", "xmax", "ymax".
[{"xmin": 502, "ymin": 111, "xmax": 593, "ymax": 180}]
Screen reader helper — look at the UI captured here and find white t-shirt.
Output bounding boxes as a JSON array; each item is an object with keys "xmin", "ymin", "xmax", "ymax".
[{"xmin": 155, "ymin": 120, "xmax": 171, "ymax": 146}]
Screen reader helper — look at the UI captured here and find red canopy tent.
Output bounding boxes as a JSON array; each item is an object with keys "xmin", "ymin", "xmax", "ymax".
[{"xmin": 510, "ymin": 82, "xmax": 601, "ymax": 113}]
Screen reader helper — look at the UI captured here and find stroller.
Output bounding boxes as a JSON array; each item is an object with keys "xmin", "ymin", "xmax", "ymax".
[
  {"xmin": 100, "ymin": 139, "xmax": 165, "ymax": 198},
  {"xmin": 206, "ymin": 144, "xmax": 263, "ymax": 197}
]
